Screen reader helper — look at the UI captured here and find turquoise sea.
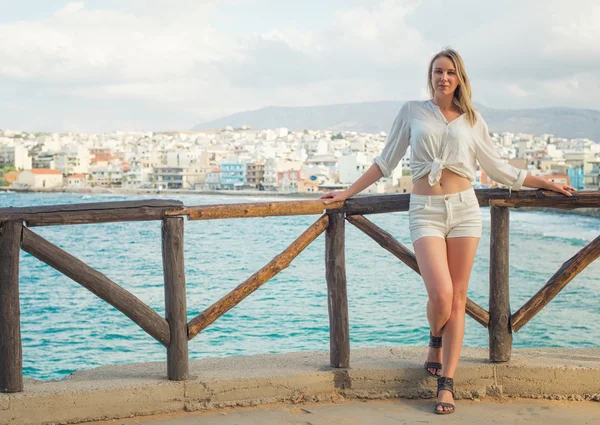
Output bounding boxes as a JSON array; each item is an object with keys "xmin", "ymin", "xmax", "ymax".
[{"xmin": 1, "ymin": 192, "xmax": 599, "ymax": 380}]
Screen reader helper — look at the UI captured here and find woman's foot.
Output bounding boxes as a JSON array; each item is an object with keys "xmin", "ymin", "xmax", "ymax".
[
  {"xmin": 435, "ymin": 377, "xmax": 455, "ymax": 414},
  {"xmin": 435, "ymin": 388, "xmax": 455, "ymax": 413},
  {"xmin": 424, "ymin": 332, "xmax": 442, "ymax": 376}
]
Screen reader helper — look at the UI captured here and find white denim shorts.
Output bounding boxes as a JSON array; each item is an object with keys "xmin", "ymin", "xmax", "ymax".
[{"xmin": 408, "ymin": 187, "xmax": 482, "ymax": 244}]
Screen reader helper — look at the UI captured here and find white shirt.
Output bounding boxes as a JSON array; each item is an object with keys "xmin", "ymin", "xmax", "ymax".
[{"xmin": 374, "ymin": 100, "xmax": 527, "ymax": 189}]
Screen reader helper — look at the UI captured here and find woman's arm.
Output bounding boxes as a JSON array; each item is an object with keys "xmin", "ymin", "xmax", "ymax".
[
  {"xmin": 522, "ymin": 173, "xmax": 576, "ymax": 196},
  {"xmin": 474, "ymin": 115, "xmax": 575, "ymax": 196},
  {"xmin": 475, "ymin": 116, "xmax": 527, "ymax": 191},
  {"xmin": 320, "ymin": 164, "xmax": 384, "ymax": 204},
  {"xmin": 321, "ymin": 102, "xmax": 411, "ymax": 204}
]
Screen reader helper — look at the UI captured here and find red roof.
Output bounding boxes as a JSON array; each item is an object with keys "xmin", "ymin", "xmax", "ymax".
[{"xmin": 30, "ymin": 169, "xmax": 62, "ymax": 175}]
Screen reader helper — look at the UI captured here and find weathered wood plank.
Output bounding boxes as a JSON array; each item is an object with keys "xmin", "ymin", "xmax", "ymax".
[
  {"xmin": 0, "ymin": 200, "xmax": 183, "ymax": 226},
  {"xmin": 1, "ymin": 189, "xmax": 597, "ymax": 223},
  {"xmin": 169, "ymin": 200, "xmax": 344, "ymax": 220},
  {"xmin": 489, "ymin": 190, "xmax": 600, "ymax": 209},
  {"xmin": 489, "ymin": 206, "xmax": 512, "ymax": 362},
  {"xmin": 21, "ymin": 227, "xmax": 171, "ymax": 346},
  {"xmin": 344, "ymin": 190, "xmax": 600, "ymax": 216},
  {"xmin": 326, "ymin": 212, "xmax": 350, "ymax": 368},
  {"xmin": 511, "ymin": 233, "xmax": 600, "ymax": 333},
  {"xmin": 0, "ymin": 221, "xmax": 23, "ymax": 393},
  {"xmin": 347, "ymin": 215, "xmax": 490, "ymax": 327},
  {"xmin": 187, "ymin": 214, "xmax": 329, "ymax": 340},
  {"xmin": 162, "ymin": 217, "xmax": 188, "ymax": 381},
  {"xmin": 24, "ymin": 207, "xmax": 180, "ymax": 226},
  {"xmin": 465, "ymin": 299, "xmax": 491, "ymax": 328},
  {"xmin": 345, "ymin": 194, "xmax": 410, "ymax": 216},
  {"xmin": 0, "ymin": 199, "xmax": 183, "ymax": 216}
]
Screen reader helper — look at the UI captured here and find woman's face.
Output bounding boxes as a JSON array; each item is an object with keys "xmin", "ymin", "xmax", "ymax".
[{"xmin": 431, "ymin": 56, "xmax": 459, "ymax": 97}]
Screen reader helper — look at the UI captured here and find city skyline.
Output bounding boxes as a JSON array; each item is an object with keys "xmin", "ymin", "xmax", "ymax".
[{"xmin": 1, "ymin": 0, "xmax": 599, "ymax": 132}]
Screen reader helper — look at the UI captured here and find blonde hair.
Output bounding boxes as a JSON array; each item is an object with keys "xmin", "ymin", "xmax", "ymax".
[{"xmin": 427, "ymin": 48, "xmax": 477, "ymax": 126}]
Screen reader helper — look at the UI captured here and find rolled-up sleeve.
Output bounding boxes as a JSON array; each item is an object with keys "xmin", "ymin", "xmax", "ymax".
[
  {"xmin": 475, "ymin": 116, "xmax": 527, "ymax": 190},
  {"xmin": 374, "ymin": 102, "xmax": 411, "ymax": 177}
]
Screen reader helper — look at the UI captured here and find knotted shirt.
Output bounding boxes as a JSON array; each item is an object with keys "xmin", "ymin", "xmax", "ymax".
[{"xmin": 374, "ymin": 100, "xmax": 527, "ymax": 190}]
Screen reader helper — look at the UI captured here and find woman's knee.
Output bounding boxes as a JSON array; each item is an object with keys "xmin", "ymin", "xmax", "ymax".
[
  {"xmin": 451, "ymin": 287, "xmax": 468, "ymax": 313},
  {"xmin": 429, "ymin": 289, "xmax": 453, "ymax": 316}
]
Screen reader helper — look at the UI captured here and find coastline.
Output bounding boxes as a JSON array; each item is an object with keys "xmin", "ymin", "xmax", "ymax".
[{"xmin": 0, "ymin": 186, "xmax": 321, "ymax": 199}]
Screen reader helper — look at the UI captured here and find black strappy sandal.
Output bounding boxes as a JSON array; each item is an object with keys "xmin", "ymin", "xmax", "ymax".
[
  {"xmin": 424, "ymin": 331, "xmax": 442, "ymax": 377},
  {"xmin": 435, "ymin": 376, "xmax": 455, "ymax": 414}
]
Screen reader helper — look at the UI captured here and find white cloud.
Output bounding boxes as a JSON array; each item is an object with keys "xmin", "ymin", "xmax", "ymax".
[
  {"xmin": 0, "ymin": 2, "xmax": 231, "ymax": 84},
  {"xmin": 507, "ymin": 84, "xmax": 529, "ymax": 98},
  {"xmin": 57, "ymin": 1, "xmax": 85, "ymax": 15},
  {"xmin": 0, "ymin": 0, "xmax": 599, "ymax": 132}
]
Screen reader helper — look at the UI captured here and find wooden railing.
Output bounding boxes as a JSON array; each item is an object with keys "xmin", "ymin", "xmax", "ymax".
[{"xmin": 0, "ymin": 189, "xmax": 599, "ymax": 393}]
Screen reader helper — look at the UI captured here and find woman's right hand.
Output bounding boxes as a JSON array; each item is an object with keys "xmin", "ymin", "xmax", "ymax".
[{"xmin": 319, "ymin": 190, "xmax": 350, "ymax": 205}]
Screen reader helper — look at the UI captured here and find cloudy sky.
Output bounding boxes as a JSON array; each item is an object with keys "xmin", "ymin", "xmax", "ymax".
[{"xmin": 1, "ymin": 0, "xmax": 599, "ymax": 132}]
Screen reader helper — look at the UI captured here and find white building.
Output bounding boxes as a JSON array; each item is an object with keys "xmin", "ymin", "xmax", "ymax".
[
  {"xmin": 89, "ymin": 166, "xmax": 123, "ymax": 187},
  {"xmin": 127, "ymin": 146, "xmax": 159, "ymax": 185},
  {"xmin": 305, "ymin": 138, "xmax": 329, "ymax": 156},
  {"xmin": 66, "ymin": 174, "xmax": 87, "ymax": 189},
  {"xmin": 166, "ymin": 150, "xmax": 209, "ymax": 168},
  {"xmin": 55, "ymin": 145, "xmax": 90, "ymax": 175},
  {"xmin": 32, "ymin": 152, "xmax": 56, "ymax": 169},
  {"xmin": 204, "ymin": 169, "xmax": 221, "ymax": 190},
  {"xmin": 122, "ymin": 168, "xmax": 144, "ymax": 188},
  {"xmin": 517, "ymin": 140, "xmax": 532, "ymax": 159},
  {"xmin": 304, "ymin": 157, "xmax": 338, "ymax": 178},
  {"xmin": 16, "ymin": 169, "xmax": 63, "ymax": 189},
  {"xmin": 263, "ymin": 158, "xmax": 303, "ymax": 191},
  {"xmin": 339, "ymin": 148, "xmax": 408, "ymax": 191},
  {"xmin": 501, "ymin": 132, "xmax": 514, "ymax": 147},
  {"xmin": 338, "ymin": 152, "xmax": 372, "ymax": 184},
  {"xmin": 0, "ymin": 145, "xmax": 32, "ymax": 170},
  {"xmin": 263, "ymin": 158, "xmax": 278, "ymax": 190}
]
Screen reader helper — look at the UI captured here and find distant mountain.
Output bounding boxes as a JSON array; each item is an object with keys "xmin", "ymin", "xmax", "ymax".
[{"xmin": 192, "ymin": 101, "xmax": 600, "ymax": 141}]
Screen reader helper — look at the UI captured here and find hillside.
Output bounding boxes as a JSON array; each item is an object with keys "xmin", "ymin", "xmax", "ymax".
[{"xmin": 192, "ymin": 101, "xmax": 600, "ymax": 141}]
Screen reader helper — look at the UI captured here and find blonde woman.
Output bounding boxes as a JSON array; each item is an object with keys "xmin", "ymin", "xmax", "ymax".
[{"xmin": 320, "ymin": 48, "xmax": 575, "ymax": 414}]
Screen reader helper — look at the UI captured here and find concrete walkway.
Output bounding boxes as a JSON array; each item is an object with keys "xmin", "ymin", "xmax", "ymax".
[
  {"xmin": 83, "ymin": 399, "xmax": 600, "ymax": 425},
  {"xmin": 2, "ymin": 347, "xmax": 600, "ymax": 425}
]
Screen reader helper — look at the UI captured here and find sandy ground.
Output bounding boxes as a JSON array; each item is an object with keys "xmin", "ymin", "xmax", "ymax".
[{"xmin": 79, "ymin": 398, "xmax": 600, "ymax": 425}]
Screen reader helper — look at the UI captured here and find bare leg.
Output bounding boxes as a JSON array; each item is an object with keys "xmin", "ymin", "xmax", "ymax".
[
  {"xmin": 413, "ymin": 236, "xmax": 453, "ymax": 376},
  {"xmin": 436, "ymin": 236, "xmax": 479, "ymax": 412}
]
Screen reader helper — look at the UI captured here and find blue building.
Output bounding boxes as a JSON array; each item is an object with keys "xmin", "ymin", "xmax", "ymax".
[
  {"xmin": 220, "ymin": 162, "xmax": 247, "ymax": 190},
  {"xmin": 567, "ymin": 167, "xmax": 584, "ymax": 191}
]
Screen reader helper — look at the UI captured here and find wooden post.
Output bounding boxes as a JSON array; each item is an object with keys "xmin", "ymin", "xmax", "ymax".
[
  {"xmin": 162, "ymin": 217, "xmax": 188, "ymax": 381},
  {"xmin": 0, "ymin": 221, "xmax": 23, "ymax": 392},
  {"xmin": 489, "ymin": 206, "xmax": 512, "ymax": 362},
  {"xmin": 325, "ymin": 212, "xmax": 350, "ymax": 368}
]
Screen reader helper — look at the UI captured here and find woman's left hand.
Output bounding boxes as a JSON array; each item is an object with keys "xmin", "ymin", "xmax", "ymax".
[{"xmin": 545, "ymin": 181, "xmax": 577, "ymax": 196}]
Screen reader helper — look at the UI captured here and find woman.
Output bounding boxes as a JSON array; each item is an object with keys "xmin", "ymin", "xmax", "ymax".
[{"xmin": 320, "ymin": 48, "xmax": 575, "ymax": 414}]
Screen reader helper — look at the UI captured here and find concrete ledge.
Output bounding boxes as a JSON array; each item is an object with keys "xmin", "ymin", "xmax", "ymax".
[{"xmin": 1, "ymin": 347, "xmax": 600, "ymax": 425}]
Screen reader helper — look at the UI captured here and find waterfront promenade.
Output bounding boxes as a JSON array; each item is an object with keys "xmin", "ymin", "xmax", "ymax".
[{"xmin": 2, "ymin": 347, "xmax": 600, "ymax": 425}]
